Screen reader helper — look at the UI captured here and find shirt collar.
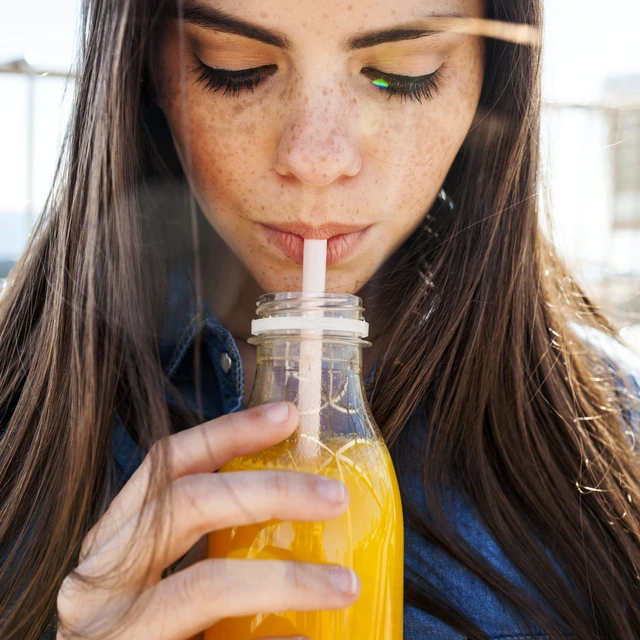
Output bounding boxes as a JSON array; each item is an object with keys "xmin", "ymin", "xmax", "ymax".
[{"xmin": 158, "ymin": 267, "xmax": 226, "ymax": 376}]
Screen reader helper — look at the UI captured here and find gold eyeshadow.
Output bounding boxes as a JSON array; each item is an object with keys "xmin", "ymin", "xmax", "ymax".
[{"xmin": 187, "ymin": 29, "xmax": 281, "ymax": 68}]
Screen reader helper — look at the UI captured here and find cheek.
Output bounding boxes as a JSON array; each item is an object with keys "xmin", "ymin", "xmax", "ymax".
[
  {"xmin": 359, "ymin": 107, "xmax": 459, "ymax": 215},
  {"xmin": 374, "ymin": 60, "xmax": 481, "ymax": 207},
  {"xmin": 164, "ymin": 91, "xmax": 273, "ymax": 211}
]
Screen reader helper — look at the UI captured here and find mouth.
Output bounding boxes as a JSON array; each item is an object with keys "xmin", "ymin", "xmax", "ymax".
[{"xmin": 259, "ymin": 222, "xmax": 373, "ymax": 266}]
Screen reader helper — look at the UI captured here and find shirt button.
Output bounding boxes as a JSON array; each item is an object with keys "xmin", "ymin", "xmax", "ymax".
[{"xmin": 220, "ymin": 352, "xmax": 233, "ymax": 374}]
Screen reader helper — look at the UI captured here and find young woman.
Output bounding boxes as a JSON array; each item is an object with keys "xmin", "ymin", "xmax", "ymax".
[{"xmin": 1, "ymin": 0, "xmax": 639, "ymax": 638}]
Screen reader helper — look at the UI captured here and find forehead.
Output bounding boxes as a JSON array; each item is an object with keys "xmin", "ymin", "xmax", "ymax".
[{"xmin": 184, "ymin": 0, "xmax": 486, "ymax": 44}]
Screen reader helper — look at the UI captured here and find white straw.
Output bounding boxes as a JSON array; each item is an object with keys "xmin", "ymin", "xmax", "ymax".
[
  {"xmin": 302, "ymin": 240, "xmax": 327, "ymax": 294},
  {"xmin": 299, "ymin": 239, "xmax": 327, "ymax": 458}
]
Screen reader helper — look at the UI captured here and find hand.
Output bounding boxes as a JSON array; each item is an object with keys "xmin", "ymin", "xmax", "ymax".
[{"xmin": 56, "ymin": 402, "xmax": 359, "ymax": 639}]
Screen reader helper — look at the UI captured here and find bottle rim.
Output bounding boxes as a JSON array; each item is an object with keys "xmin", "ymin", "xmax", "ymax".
[
  {"xmin": 255, "ymin": 291, "xmax": 364, "ymax": 310},
  {"xmin": 252, "ymin": 291, "xmax": 369, "ymax": 337}
]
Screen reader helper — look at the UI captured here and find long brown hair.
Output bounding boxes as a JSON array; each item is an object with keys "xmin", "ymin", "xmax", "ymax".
[{"xmin": 1, "ymin": 0, "xmax": 639, "ymax": 638}]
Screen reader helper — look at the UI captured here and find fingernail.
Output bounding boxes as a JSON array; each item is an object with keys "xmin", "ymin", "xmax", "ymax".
[
  {"xmin": 316, "ymin": 477, "xmax": 346, "ymax": 503},
  {"xmin": 330, "ymin": 566, "xmax": 359, "ymax": 595},
  {"xmin": 261, "ymin": 402, "xmax": 290, "ymax": 424}
]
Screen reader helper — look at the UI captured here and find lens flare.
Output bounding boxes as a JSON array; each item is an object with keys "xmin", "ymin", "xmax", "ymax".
[
  {"xmin": 372, "ymin": 78, "xmax": 389, "ymax": 89},
  {"xmin": 359, "ymin": 104, "xmax": 383, "ymax": 136}
]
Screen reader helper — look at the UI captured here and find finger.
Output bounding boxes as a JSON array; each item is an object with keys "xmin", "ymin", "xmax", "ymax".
[
  {"xmin": 134, "ymin": 559, "xmax": 360, "ymax": 640},
  {"xmin": 82, "ymin": 402, "xmax": 297, "ymax": 559},
  {"xmin": 82, "ymin": 470, "xmax": 349, "ymax": 579}
]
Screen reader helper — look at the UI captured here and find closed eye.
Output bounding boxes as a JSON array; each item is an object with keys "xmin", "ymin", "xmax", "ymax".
[
  {"xmin": 361, "ymin": 67, "xmax": 443, "ymax": 103},
  {"xmin": 194, "ymin": 60, "xmax": 277, "ymax": 96},
  {"xmin": 193, "ymin": 58, "xmax": 443, "ymax": 104}
]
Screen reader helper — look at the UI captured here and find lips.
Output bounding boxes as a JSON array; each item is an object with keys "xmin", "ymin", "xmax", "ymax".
[
  {"xmin": 260, "ymin": 223, "xmax": 372, "ymax": 265},
  {"xmin": 263, "ymin": 222, "xmax": 371, "ymax": 239}
]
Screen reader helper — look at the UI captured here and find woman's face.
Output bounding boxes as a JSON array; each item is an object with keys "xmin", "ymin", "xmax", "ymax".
[{"xmin": 153, "ymin": 0, "xmax": 484, "ymax": 294}]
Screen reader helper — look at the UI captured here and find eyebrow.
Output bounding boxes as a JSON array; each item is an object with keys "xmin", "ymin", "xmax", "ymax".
[{"xmin": 177, "ymin": 3, "xmax": 467, "ymax": 51}]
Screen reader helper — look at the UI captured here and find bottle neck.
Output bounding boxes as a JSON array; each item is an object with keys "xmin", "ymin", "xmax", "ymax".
[
  {"xmin": 248, "ymin": 336, "xmax": 368, "ymax": 408},
  {"xmin": 247, "ymin": 292, "xmax": 372, "ymax": 416},
  {"xmin": 254, "ymin": 337, "xmax": 363, "ymax": 369}
]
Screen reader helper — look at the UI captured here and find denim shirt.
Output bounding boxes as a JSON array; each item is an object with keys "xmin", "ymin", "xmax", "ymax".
[{"xmin": 111, "ymin": 270, "xmax": 640, "ymax": 639}]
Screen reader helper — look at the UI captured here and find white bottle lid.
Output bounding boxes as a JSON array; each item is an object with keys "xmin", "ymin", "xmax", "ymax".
[{"xmin": 251, "ymin": 316, "xmax": 369, "ymax": 338}]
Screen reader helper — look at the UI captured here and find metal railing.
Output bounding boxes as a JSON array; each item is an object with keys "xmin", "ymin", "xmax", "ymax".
[{"xmin": 0, "ymin": 58, "xmax": 72, "ymax": 231}]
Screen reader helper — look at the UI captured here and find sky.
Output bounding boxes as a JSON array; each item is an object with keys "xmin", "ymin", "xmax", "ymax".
[{"xmin": 1, "ymin": 1, "xmax": 640, "ymax": 262}]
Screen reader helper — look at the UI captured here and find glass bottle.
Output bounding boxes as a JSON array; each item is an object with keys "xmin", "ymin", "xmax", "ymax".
[{"xmin": 205, "ymin": 292, "xmax": 404, "ymax": 640}]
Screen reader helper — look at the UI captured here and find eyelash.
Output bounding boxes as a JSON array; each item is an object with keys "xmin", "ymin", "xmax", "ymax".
[
  {"xmin": 194, "ymin": 61, "xmax": 278, "ymax": 97},
  {"xmin": 193, "ymin": 60, "xmax": 442, "ymax": 103},
  {"xmin": 361, "ymin": 67, "xmax": 442, "ymax": 103}
]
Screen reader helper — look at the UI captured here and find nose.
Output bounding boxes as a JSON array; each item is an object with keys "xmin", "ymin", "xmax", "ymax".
[{"xmin": 273, "ymin": 89, "xmax": 362, "ymax": 187}]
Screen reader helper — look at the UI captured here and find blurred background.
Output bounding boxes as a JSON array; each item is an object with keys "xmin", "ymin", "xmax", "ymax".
[{"xmin": 1, "ymin": 1, "xmax": 639, "ymax": 349}]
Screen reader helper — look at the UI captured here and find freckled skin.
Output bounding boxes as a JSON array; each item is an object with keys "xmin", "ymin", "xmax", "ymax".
[{"xmin": 152, "ymin": 0, "xmax": 484, "ymax": 296}]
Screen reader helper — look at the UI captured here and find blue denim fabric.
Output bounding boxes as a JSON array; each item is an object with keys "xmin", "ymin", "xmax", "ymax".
[{"xmin": 110, "ymin": 269, "xmax": 639, "ymax": 639}]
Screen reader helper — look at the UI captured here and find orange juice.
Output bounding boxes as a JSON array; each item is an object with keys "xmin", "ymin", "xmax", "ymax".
[{"xmin": 205, "ymin": 436, "xmax": 404, "ymax": 639}]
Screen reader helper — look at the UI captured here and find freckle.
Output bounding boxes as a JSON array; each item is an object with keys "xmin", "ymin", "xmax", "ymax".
[
  {"xmin": 322, "ymin": 87, "xmax": 329, "ymax": 96},
  {"xmin": 348, "ymin": 4, "xmax": 353, "ymax": 9},
  {"xmin": 260, "ymin": 12, "xmax": 268, "ymax": 18}
]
